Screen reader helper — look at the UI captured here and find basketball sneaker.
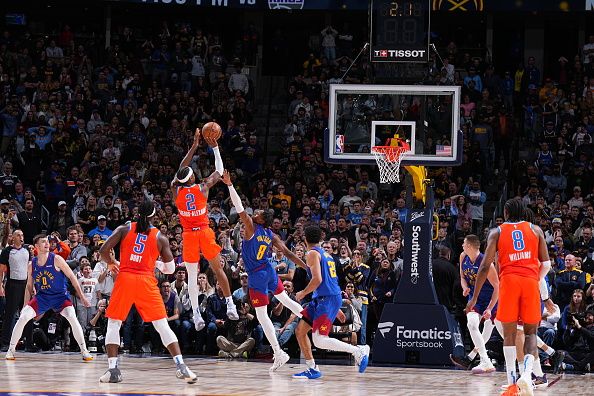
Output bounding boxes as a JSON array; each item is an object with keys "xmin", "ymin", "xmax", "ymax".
[
  {"xmin": 194, "ymin": 309, "xmax": 205, "ymax": 331},
  {"xmin": 471, "ymin": 360, "xmax": 496, "ymax": 374},
  {"xmin": 532, "ymin": 373, "xmax": 548, "ymax": 389},
  {"xmin": 226, "ymin": 304, "xmax": 239, "ymax": 321},
  {"xmin": 449, "ymin": 354, "xmax": 472, "ymax": 370},
  {"xmin": 269, "ymin": 350, "xmax": 290, "ymax": 372},
  {"xmin": 99, "ymin": 368, "xmax": 123, "ymax": 383},
  {"xmin": 354, "ymin": 345, "xmax": 371, "ymax": 373},
  {"xmin": 176, "ymin": 363, "xmax": 198, "ymax": 384},
  {"xmin": 292, "ymin": 367, "xmax": 322, "ymax": 380},
  {"xmin": 81, "ymin": 349, "xmax": 94, "ymax": 362},
  {"xmin": 516, "ymin": 374, "xmax": 534, "ymax": 396},
  {"xmin": 5, "ymin": 349, "xmax": 15, "ymax": 360}
]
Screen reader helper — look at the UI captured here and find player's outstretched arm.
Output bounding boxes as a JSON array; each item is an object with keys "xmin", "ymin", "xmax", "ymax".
[
  {"xmin": 222, "ymin": 170, "xmax": 255, "ymax": 239},
  {"xmin": 55, "ymin": 255, "xmax": 91, "ymax": 307},
  {"xmin": 273, "ymin": 234, "xmax": 306, "ymax": 269},
  {"xmin": 178, "ymin": 128, "xmax": 202, "ymax": 172},
  {"xmin": 466, "ymin": 228, "xmax": 499, "ymax": 313}
]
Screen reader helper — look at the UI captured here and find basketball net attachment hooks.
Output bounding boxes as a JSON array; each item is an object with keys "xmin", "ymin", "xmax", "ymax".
[{"xmin": 371, "ymin": 146, "xmax": 408, "ymax": 184}]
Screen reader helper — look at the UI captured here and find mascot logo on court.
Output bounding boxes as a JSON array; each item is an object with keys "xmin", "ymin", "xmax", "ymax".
[{"xmin": 268, "ymin": 0, "xmax": 304, "ymax": 9}]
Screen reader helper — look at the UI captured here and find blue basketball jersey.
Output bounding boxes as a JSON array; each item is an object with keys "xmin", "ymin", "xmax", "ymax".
[
  {"xmin": 32, "ymin": 253, "xmax": 68, "ymax": 297},
  {"xmin": 461, "ymin": 253, "xmax": 494, "ymax": 302},
  {"xmin": 242, "ymin": 224, "xmax": 274, "ymax": 273},
  {"xmin": 308, "ymin": 246, "xmax": 341, "ymax": 298}
]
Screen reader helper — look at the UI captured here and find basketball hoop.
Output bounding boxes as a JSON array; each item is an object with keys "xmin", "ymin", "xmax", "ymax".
[{"xmin": 371, "ymin": 146, "xmax": 408, "ymax": 183}]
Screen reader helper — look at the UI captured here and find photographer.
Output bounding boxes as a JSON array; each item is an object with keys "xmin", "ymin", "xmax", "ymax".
[{"xmin": 557, "ymin": 310, "xmax": 594, "ymax": 373}]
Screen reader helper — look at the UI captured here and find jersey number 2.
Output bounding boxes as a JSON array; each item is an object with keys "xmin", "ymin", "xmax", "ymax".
[
  {"xmin": 511, "ymin": 230, "xmax": 525, "ymax": 251},
  {"xmin": 133, "ymin": 234, "xmax": 147, "ymax": 254},
  {"xmin": 186, "ymin": 193, "xmax": 196, "ymax": 211}
]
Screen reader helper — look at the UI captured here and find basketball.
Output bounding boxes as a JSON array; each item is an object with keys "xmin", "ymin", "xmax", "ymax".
[{"xmin": 202, "ymin": 122, "xmax": 222, "ymax": 141}]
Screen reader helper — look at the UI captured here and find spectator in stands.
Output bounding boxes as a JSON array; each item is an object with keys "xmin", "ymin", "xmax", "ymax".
[
  {"xmin": 206, "ymin": 282, "xmax": 229, "ymax": 355},
  {"xmin": 556, "ymin": 255, "xmax": 587, "ymax": 311},
  {"xmin": 270, "ymin": 281, "xmax": 299, "ymax": 348}
]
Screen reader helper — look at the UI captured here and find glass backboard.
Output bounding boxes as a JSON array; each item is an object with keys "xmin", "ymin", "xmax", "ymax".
[{"xmin": 325, "ymin": 84, "xmax": 462, "ymax": 166}]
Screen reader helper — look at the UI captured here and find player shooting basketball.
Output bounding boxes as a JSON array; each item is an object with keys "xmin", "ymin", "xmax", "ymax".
[{"xmin": 171, "ymin": 126, "xmax": 239, "ymax": 333}]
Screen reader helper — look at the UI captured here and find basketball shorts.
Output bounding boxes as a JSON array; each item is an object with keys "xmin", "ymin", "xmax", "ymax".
[
  {"xmin": 498, "ymin": 274, "xmax": 540, "ymax": 324},
  {"xmin": 106, "ymin": 272, "xmax": 167, "ymax": 322},
  {"xmin": 28, "ymin": 293, "xmax": 73, "ymax": 316},
  {"xmin": 301, "ymin": 294, "xmax": 342, "ymax": 336},
  {"xmin": 469, "ymin": 296, "xmax": 498, "ymax": 321},
  {"xmin": 182, "ymin": 228, "xmax": 221, "ymax": 262},
  {"xmin": 248, "ymin": 265, "xmax": 284, "ymax": 307}
]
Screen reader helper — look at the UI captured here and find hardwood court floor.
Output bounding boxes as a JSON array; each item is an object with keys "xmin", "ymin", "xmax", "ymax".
[{"xmin": 0, "ymin": 353, "xmax": 592, "ymax": 395}]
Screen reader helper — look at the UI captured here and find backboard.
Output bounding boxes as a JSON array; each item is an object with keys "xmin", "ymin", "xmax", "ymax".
[{"xmin": 325, "ymin": 84, "xmax": 462, "ymax": 166}]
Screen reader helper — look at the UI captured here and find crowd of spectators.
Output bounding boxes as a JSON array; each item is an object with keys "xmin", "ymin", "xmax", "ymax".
[{"xmin": 0, "ymin": 19, "xmax": 592, "ymax": 373}]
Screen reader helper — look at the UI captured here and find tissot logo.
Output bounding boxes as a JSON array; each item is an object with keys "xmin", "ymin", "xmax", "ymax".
[
  {"xmin": 269, "ymin": 0, "xmax": 304, "ymax": 9},
  {"xmin": 373, "ymin": 49, "xmax": 426, "ymax": 59}
]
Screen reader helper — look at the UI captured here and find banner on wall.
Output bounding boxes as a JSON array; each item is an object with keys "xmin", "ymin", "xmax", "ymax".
[{"xmin": 108, "ymin": 0, "xmax": 594, "ymax": 11}]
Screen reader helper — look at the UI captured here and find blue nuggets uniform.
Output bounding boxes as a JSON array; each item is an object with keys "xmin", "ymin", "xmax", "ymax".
[
  {"xmin": 462, "ymin": 253, "xmax": 497, "ymax": 319},
  {"xmin": 242, "ymin": 224, "xmax": 283, "ymax": 307},
  {"xmin": 301, "ymin": 246, "xmax": 342, "ymax": 335},
  {"xmin": 28, "ymin": 253, "xmax": 72, "ymax": 315}
]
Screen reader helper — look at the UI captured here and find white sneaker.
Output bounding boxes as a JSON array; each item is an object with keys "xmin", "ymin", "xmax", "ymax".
[
  {"xmin": 5, "ymin": 349, "xmax": 15, "ymax": 360},
  {"xmin": 471, "ymin": 360, "xmax": 496, "ymax": 374},
  {"xmin": 227, "ymin": 304, "xmax": 239, "ymax": 320},
  {"xmin": 194, "ymin": 310, "xmax": 205, "ymax": 331},
  {"xmin": 354, "ymin": 345, "xmax": 370, "ymax": 373},
  {"xmin": 176, "ymin": 363, "xmax": 198, "ymax": 384},
  {"xmin": 269, "ymin": 350, "xmax": 290, "ymax": 372},
  {"xmin": 516, "ymin": 374, "xmax": 534, "ymax": 396},
  {"xmin": 81, "ymin": 349, "xmax": 94, "ymax": 362}
]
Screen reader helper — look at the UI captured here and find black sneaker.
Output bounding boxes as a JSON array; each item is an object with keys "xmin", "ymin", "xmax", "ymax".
[
  {"xmin": 552, "ymin": 351, "xmax": 565, "ymax": 375},
  {"xmin": 449, "ymin": 354, "xmax": 472, "ymax": 370}
]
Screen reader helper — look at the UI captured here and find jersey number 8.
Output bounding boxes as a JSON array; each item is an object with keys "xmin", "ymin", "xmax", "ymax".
[{"xmin": 511, "ymin": 230, "xmax": 525, "ymax": 251}]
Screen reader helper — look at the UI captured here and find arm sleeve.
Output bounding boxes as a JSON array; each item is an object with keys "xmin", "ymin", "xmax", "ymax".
[
  {"xmin": 212, "ymin": 146, "xmax": 224, "ymax": 175},
  {"xmin": 228, "ymin": 185, "xmax": 244, "ymax": 214},
  {"xmin": 156, "ymin": 260, "xmax": 175, "ymax": 274}
]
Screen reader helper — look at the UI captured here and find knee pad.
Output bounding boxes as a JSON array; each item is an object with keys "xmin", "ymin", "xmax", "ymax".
[
  {"xmin": 152, "ymin": 318, "xmax": 178, "ymax": 347},
  {"xmin": 60, "ymin": 305, "xmax": 77, "ymax": 320},
  {"xmin": 466, "ymin": 312, "xmax": 480, "ymax": 330},
  {"xmin": 20, "ymin": 305, "xmax": 37, "ymax": 322},
  {"xmin": 254, "ymin": 306, "xmax": 268, "ymax": 321},
  {"xmin": 106, "ymin": 319, "xmax": 122, "ymax": 346}
]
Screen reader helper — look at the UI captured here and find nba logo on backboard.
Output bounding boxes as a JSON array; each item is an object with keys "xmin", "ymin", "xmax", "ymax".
[
  {"xmin": 335, "ymin": 134, "xmax": 344, "ymax": 153},
  {"xmin": 268, "ymin": 0, "xmax": 305, "ymax": 9}
]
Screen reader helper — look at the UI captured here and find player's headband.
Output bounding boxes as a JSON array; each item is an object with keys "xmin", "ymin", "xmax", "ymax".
[
  {"xmin": 178, "ymin": 167, "xmax": 193, "ymax": 184},
  {"xmin": 148, "ymin": 207, "xmax": 156, "ymax": 217}
]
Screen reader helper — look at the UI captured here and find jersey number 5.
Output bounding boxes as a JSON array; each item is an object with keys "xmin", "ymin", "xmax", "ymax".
[
  {"xmin": 256, "ymin": 244, "xmax": 267, "ymax": 260},
  {"xmin": 133, "ymin": 234, "xmax": 147, "ymax": 254},
  {"xmin": 511, "ymin": 230, "xmax": 525, "ymax": 251}
]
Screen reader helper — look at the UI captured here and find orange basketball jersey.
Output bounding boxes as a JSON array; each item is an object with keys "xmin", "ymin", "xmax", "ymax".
[
  {"xmin": 175, "ymin": 184, "xmax": 209, "ymax": 229},
  {"xmin": 120, "ymin": 222, "xmax": 160, "ymax": 275},
  {"xmin": 497, "ymin": 221, "xmax": 540, "ymax": 280}
]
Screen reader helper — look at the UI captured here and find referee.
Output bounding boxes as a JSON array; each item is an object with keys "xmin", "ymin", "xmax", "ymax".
[{"xmin": 0, "ymin": 229, "xmax": 32, "ymax": 350}]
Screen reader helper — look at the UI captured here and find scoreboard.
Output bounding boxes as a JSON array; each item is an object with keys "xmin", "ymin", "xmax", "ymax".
[{"xmin": 370, "ymin": 0, "xmax": 430, "ymax": 63}]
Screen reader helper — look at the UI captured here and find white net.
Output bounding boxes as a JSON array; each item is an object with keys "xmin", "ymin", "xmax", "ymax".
[{"xmin": 371, "ymin": 146, "xmax": 407, "ymax": 184}]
